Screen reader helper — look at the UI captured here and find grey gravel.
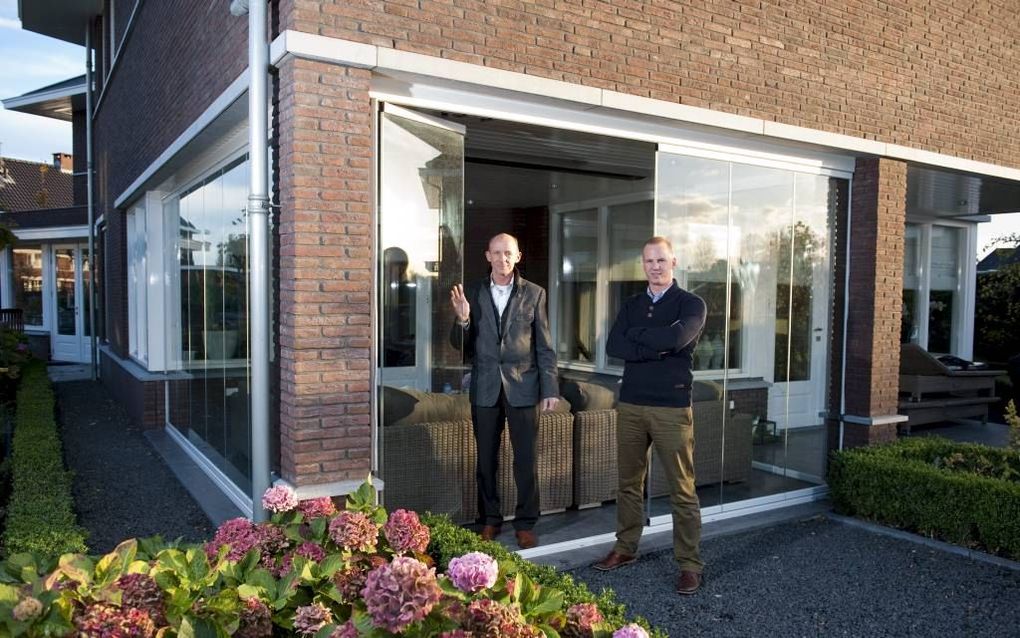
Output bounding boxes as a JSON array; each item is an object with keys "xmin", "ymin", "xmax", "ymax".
[
  {"xmin": 56, "ymin": 380, "xmax": 214, "ymax": 553},
  {"xmin": 571, "ymin": 516, "xmax": 1020, "ymax": 637}
]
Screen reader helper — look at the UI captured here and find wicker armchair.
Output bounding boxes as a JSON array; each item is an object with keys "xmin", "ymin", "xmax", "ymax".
[{"xmin": 381, "ymin": 410, "xmax": 574, "ymax": 524}]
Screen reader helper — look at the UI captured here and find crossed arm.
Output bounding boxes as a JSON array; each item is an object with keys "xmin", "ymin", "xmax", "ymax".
[{"xmin": 606, "ymin": 296, "xmax": 707, "ymax": 361}]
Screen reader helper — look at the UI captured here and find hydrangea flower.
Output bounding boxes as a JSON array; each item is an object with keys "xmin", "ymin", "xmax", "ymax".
[
  {"xmin": 274, "ymin": 541, "xmax": 328, "ymax": 576},
  {"xmin": 205, "ymin": 518, "xmax": 261, "ymax": 561},
  {"xmin": 458, "ymin": 599, "xmax": 539, "ymax": 638},
  {"xmin": 334, "ymin": 554, "xmax": 388, "ymax": 602},
  {"xmin": 12, "ymin": 596, "xmax": 43, "ymax": 622},
  {"xmin": 74, "ymin": 603, "xmax": 157, "ymax": 638},
  {"xmin": 262, "ymin": 485, "xmax": 299, "ymax": 513},
  {"xmin": 236, "ymin": 598, "xmax": 273, "ymax": 638},
  {"xmin": 439, "ymin": 631, "xmax": 471, "ymax": 638},
  {"xmin": 361, "ymin": 556, "xmax": 441, "ymax": 633},
  {"xmin": 330, "ymin": 620, "xmax": 359, "ymax": 638},
  {"xmin": 563, "ymin": 603, "xmax": 603, "ymax": 638},
  {"xmin": 115, "ymin": 573, "xmax": 166, "ymax": 626},
  {"xmin": 383, "ymin": 509, "xmax": 430, "ymax": 554},
  {"xmin": 293, "ymin": 603, "xmax": 333, "ymax": 635},
  {"xmin": 298, "ymin": 496, "xmax": 338, "ymax": 519},
  {"xmin": 613, "ymin": 624, "xmax": 650, "ymax": 638},
  {"xmin": 329, "ymin": 511, "xmax": 379, "ymax": 553},
  {"xmin": 447, "ymin": 552, "xmax": 499, "ymax": 593}
]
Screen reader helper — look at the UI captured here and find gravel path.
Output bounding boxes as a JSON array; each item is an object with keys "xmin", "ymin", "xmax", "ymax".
[
  {"xmin": 56, "ymin": 380, "xmax": 214, "ymax": 553},
  {"xmin": 571, "ymin": 516, "xmax": 1020, "ymax": 638}
]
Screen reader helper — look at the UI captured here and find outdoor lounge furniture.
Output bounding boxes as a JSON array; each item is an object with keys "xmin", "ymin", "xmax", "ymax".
[
  {"xmin": 380, "ymin": 386, "xmax": 574, "ymax": 524},
  {"xmin": 898, "ymin": 343, "xmax": 1000, "ymax": 432}
]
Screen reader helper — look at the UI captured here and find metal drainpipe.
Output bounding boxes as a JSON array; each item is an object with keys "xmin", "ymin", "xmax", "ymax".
[
  {"xmin": 248, "ymin": 0, "xmax": 270, "ymax": 522},
  {"xmin": 838, "ymin": 183, "xmax": 853, "ymax": 451},
  {"xmin": 85, "ymin": 23, "xmax": 97, "ymax": 380}
]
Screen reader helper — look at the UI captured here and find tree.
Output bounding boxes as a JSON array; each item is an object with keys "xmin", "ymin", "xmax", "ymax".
[{"xmin": 975, "ymin": 232, "xmax": 1020, "ymax": 364}]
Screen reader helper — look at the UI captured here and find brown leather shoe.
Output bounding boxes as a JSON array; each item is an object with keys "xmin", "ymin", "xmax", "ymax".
[
  {"xmin": 479, "ymin": 525, "xmax": 501, "ymax": 541},
  {"xmin": 676, "ymin": 570, "xmax": 702, "ymax": 595},
  {"xmin": 515, "ymin": 530, "xmax": 539, "ymax": 549},
  {"xmin": 593, "ymin": 551, "xmax": 637, "ymax": 571}
]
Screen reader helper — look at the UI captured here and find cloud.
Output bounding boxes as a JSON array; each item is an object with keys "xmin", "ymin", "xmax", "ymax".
[{"xmin": 0, "ymin": 17, "xmax": 20, "ymax": 30}]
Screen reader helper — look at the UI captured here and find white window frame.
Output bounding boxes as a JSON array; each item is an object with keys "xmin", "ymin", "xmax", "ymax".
[
  {"xmin": 2, "ymin": 244, "xmax": 49, "ymax": 331},
  {"xmin": 126, "ymin": 191, "xmax": 169, "ymax": 369},
  {"xmin": 903, "ymin": 220, "xmax": 976, "ymax": 359}
]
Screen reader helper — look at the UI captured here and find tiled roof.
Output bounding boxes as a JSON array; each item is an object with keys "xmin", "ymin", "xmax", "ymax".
[
  {"xmin": 977, "ymin": 247, "xmax": 1020, "ymax": 273},
  {"xmin": 0, "ymin": 157, "xmax": 74, "ymax": 213}
]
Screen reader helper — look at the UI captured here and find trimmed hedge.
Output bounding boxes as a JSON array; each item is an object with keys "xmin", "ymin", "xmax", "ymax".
[
  {"xmin": 828, "ymin": 437, "xmax": 1020, "ymax": 560},
  {"xmin": 1, "ymin": 361, "xmax": 87, "ymax": 557},
  {"xmin": 423, "ymin": 513, "xmax": 666, "ymax": 638}
]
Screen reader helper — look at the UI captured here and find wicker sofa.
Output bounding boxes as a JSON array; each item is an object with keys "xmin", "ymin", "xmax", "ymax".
[
  {"xmin": 380, "ymin": 386, "xmax": 574, "ymax": 524},
  {"xmin": 562, "ymin": 377, "xmax": 754, "ymax": 508}
]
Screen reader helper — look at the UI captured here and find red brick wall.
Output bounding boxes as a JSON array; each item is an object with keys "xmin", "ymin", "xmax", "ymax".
[
  {"xmin": 276, "ymin": 57, "xmax": 374, "ymax": 486},
  {"xmin": 281, "ymin": 0, "xmax": 1020, "ymax": 170},
  {"xmin": 836, "ymin": 157, "xmax": 906, "ymax": 445}
]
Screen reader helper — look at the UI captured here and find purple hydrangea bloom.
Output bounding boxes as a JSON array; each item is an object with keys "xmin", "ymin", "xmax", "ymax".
[
  {"xmin": 563, "ymin": 603, "xmax": 603, "ymax": 638},
  {"xmin": 361, "ymin": 556, "xmax": 441, "ymax": 633},
  {"xmin": 74, "ymin": 604, "xmax": 157, "ymax": 638},
  {"xmin": 330, "ymin": 620, "xmax": 359, "ymax": 638},
  {"xmin": 236, "ymin": 598, "xmax": 273, "ymax": 638},
  {"xmin": 297, "ymin": 496, "xmax": 338, "ymax": 519},
  {"xmin": 383, "ymin": 509, "xmax": 430, "ymax": 554},
  {"xmin": 447, "ymin": 551, "xmax": 499, "ymax": 593},
  {"xmin": 262, "ymin": 485, "xmax": 299, "ymax": 513},
  {"xmin": 293, "ymin": 603, "xmax": 333, "ymax": 635},
  {"xmin": 613, "ymin": 624, "xmax": 650, "ymax": 638}
]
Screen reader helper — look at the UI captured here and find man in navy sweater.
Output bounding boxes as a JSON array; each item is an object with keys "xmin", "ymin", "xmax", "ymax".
[{"xmin": 594, "ymin": 236, "xmax": 708, "ymax": 596}]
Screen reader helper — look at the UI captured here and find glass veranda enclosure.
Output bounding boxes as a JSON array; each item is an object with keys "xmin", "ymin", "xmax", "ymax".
[{"xmin": 376, "ymin": 103, "xmax": 847, "ymax": 543}]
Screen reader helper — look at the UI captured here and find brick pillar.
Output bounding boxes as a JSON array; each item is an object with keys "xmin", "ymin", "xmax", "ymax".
[
  {"xmin": 276, "ymin": 57, "xmax": 373, "ymax": 494},
  {"xmin": 829, "ymin": 158, "xmax": 908, "ymax": 447}
]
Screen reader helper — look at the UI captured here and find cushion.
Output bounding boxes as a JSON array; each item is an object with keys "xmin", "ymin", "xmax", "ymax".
[
  {"xmin": 382, "ymin": 386, "xmax": 471, "ymax": 426},
  {"xmin": 560, "ymin": 380, "xmax": 618, "ymax": 412},
  {"xmin": 692, "ymin": 380, "xmax": 723, "ymax": 402}
]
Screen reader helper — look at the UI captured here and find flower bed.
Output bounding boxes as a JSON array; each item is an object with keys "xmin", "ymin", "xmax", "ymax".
[
  {"xmin": 1, "ymin": 361, "xmax": 87, "ymax": 558},
  {"xmin": 828, "ymin": 436, "xmax": 1020, "ymax": 559},
  {"xmin": 0, "ymin": 481, "xmax": 661, "ymax": 637}
]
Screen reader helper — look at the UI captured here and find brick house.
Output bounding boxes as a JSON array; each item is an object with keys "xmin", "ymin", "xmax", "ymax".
[{"xmin": 10, "ymin": 2, "xmax": 1020, "ymax": 539}]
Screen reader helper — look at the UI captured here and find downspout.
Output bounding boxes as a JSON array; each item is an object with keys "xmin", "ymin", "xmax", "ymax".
[
  {"xmin": 247, "ymin": 0, "xmax": 271, "ymax": 521},
  {"xmin": 85, "ymin": 23, "xmax": 97, "ymax": 380},
  {"xmin": 838, "ymin": 183, "xmax": 853, "ymax": 451}
]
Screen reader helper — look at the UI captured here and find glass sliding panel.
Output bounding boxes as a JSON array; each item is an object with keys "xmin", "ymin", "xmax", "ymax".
[
  {"xmin": 82, "ymin": 248, "xmax": 92, "ymax": 338},
  {"xmin": 12, "ymin": 246, "xmax": 44, "ymax": 326},
  {"xmin": 928, "ymin": 225, "xmax": 962, "ymax": 354},
  {"xmin": 378, "ymin": 108, "xmax": 466, "ymax": 518},
  {"xmin": 557, "ymin": 209, "xmax": 598, "ymax": 364},
  {"xmin": 167, "ymin": 157, "xmax": 252, "ymax": 493},
  {"xmin": 54, "ymin": 248, "xmax": 77, "ymax": 336},
  {"xmin": 901, "ymin": 224, "xmax": 923, "ymax": 344},
  {"xmin": 607, "ymin": 201, "xmax": 654, "ymax": 367}
]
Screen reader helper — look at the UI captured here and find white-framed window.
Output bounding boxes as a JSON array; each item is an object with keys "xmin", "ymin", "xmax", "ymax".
[
  {"xmin": 902, "ymin": 221, "xmax": 976, "ymax": 358},
  {"xmin": 126, "ymin": 203, "xmax": 147, "ymax": 363},
  {"xmin": 9, "ymin": 245, "xmax": 46, "ymax": 329},
  {"xmin": 126, "ymin": 191, "xmax": 169, "ymax": 369}
]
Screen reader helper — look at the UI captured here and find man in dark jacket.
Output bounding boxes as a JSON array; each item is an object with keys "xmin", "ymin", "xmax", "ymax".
[
  {"xmin": 593, "ymin": 236, "xmax": 708, "ymax": 595},
  {"xmin": 450, "ymin": 233, "xmax": 559, "ymax": 549}
]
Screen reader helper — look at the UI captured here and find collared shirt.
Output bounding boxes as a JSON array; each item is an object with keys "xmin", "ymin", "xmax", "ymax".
[
  {"xmin": 490, "ymin": 276, "xmax": 514, "ymax": 317},
  {"xmin": 647, "ymin": 282, "xmax": 674, "ymax": 304}
]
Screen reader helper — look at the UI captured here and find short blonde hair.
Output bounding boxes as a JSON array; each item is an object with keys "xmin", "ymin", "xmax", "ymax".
[{"xmin": 644, "ymin": 236, "xmax": 674, "ymax": 253}]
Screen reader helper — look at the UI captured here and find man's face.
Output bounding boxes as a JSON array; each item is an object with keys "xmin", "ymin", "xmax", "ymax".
[
  {"xmin": 485, "ymin": 236, "xmax": 521, "ymax": 278},
  {"xmin": 642, "ymin": 242, "xmax": 676, "ymax": 288}
]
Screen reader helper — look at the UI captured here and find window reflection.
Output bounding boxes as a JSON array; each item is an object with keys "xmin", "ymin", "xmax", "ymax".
[{"xmin": 12, "ymin": 246, "xmax": 44, "ymax": 326}]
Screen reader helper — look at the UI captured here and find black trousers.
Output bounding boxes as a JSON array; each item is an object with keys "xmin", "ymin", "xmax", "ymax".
[{"xmin": 471, "ymin": 387, "xmax": 540, "ymax": 530}]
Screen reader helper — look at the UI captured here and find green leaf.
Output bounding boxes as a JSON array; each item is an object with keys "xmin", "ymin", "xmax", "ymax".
[
  {"xmin": 530, "ymin": 589, "xmax": 564, "ymax": 616},
  {"xmin": 539, "ymin": 624, "xmax": 562, "ymax": 638},
  {"xmin": 317, "ymin": 554, "xmax": 343, "ymax": 578},
  {"xmin": 0, "ymin": 583, "xmax": 19, "ymax": 605},
  {"xmin": 179, "ymin": 615, "xmax": 219, "ymax": 638},
  {"xmin": 244, "ymin": 568, "xmax": 277, "ymax": 600},
  {"xmin": 310, "ymin": 518, "xmax": 328, "ymax": 540}
]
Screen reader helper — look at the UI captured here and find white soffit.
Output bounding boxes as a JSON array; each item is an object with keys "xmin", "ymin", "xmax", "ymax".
[{"xmin": 270, "ymin": 30, "xmax": 1020, "ymax": 184}]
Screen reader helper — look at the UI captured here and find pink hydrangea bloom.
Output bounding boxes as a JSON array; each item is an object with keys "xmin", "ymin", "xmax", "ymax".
[
  {"xmin": 383, "ymin": 509, "xmax": 430, "ymax": 554},
  {"xmin": 439, "ymin": 631, "xmax": 471, "ymax": 638},
  {"xmin": 275, "ymin": 541, "xmax": 328, "ymax": 576},
  {"xmin": 613, "ymin": 624, "xmax": 650, "ymax": 638},
  {"xmin": 293, "ymin": 603, "xmax": 333, "ymax": 635},
  {"xmin": 330, "ymin": 620, "xmax": 359, "ymax": 638},
  {"xmin": 361, "ymin": 556, "xmax": 441, "ymax": 633},
  {"xmin": 447, "ymin": 551, "xmax": 499, "ymax": 593},
  {"xmin": 236, "ymin": 598, "xmax": 273, "ymax": 638},
  {"xmin": 563, "ymin": 603, "xmax": 603, "ymax": 638},
  {"xmin": 458, "ymin": 599, "xmax": 539, "ymax": 638},
  {"xmin": 74, "ymin": 604, "xmax": 157, "ymax": 638},
  {"xmin": 329, "ymin": 511, "xmax": 379, "ymax": 552},
  {"xmin": 298, "ymin": 496, "xmax": 338, "ymax": 519},
  {"xmin": 205, "ymin": 518, "xmax": 261, "ymax": 561},
  {"xmin": 262, "ymin": 485, "xmax": 299, "ymax": 513},
  {"xmin": 115, "ymin": 573, "xmax": 166, "ymax": 626}
]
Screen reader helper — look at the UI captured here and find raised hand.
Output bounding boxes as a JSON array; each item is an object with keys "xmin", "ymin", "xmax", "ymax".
[{"xmin": 450, "ymin": 284, "xmax": 471, "ymax": 323}]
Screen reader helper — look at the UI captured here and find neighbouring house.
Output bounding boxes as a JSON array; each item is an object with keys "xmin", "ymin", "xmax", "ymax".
[
  {"xmin": 976, "ymin": 247, "xmax": 1019, "ymax": 274},
  {"xmin": 5, "ymin": 1, "xmax": 1020, "ymax": 545}
]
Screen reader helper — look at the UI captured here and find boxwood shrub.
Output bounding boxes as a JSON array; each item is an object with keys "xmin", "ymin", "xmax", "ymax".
[
  {"xmin": 1, "ymin": 361, "xmax": 87, "ymax": 557},
  {"xmin": 423, "ymin": 513, "xmax": 665, "ymax": 638},
  {"xmin": 828, "ymin": 436, "xmax": 1020, "ymax": 559}
]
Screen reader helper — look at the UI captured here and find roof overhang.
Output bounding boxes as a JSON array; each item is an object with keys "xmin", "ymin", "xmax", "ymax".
[
  {"xmin": 907, "ymin": 165, "xmax": 1020, "ymax": 221},
  {"xmin": 18, "ymin": 0, "xmax": 103, "ymax": 46},
  {"xmin": 2, "ymin": 77, "xmax": 86, "ymax": 121}
]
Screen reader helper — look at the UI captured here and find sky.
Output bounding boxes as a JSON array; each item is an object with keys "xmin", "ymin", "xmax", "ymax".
[{"xmin": 0, "ymin": 0, "xmax": 83, "ymax": 163}]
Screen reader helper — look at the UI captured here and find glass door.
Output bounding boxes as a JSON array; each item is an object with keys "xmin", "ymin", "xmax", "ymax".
[
  {"xmin": 377, "ymin": 104, "xmax": 467, "ymax": 516},
  {"xmin": 51, "ymin": 244, "xmax": 90, "ymax": 363}
]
